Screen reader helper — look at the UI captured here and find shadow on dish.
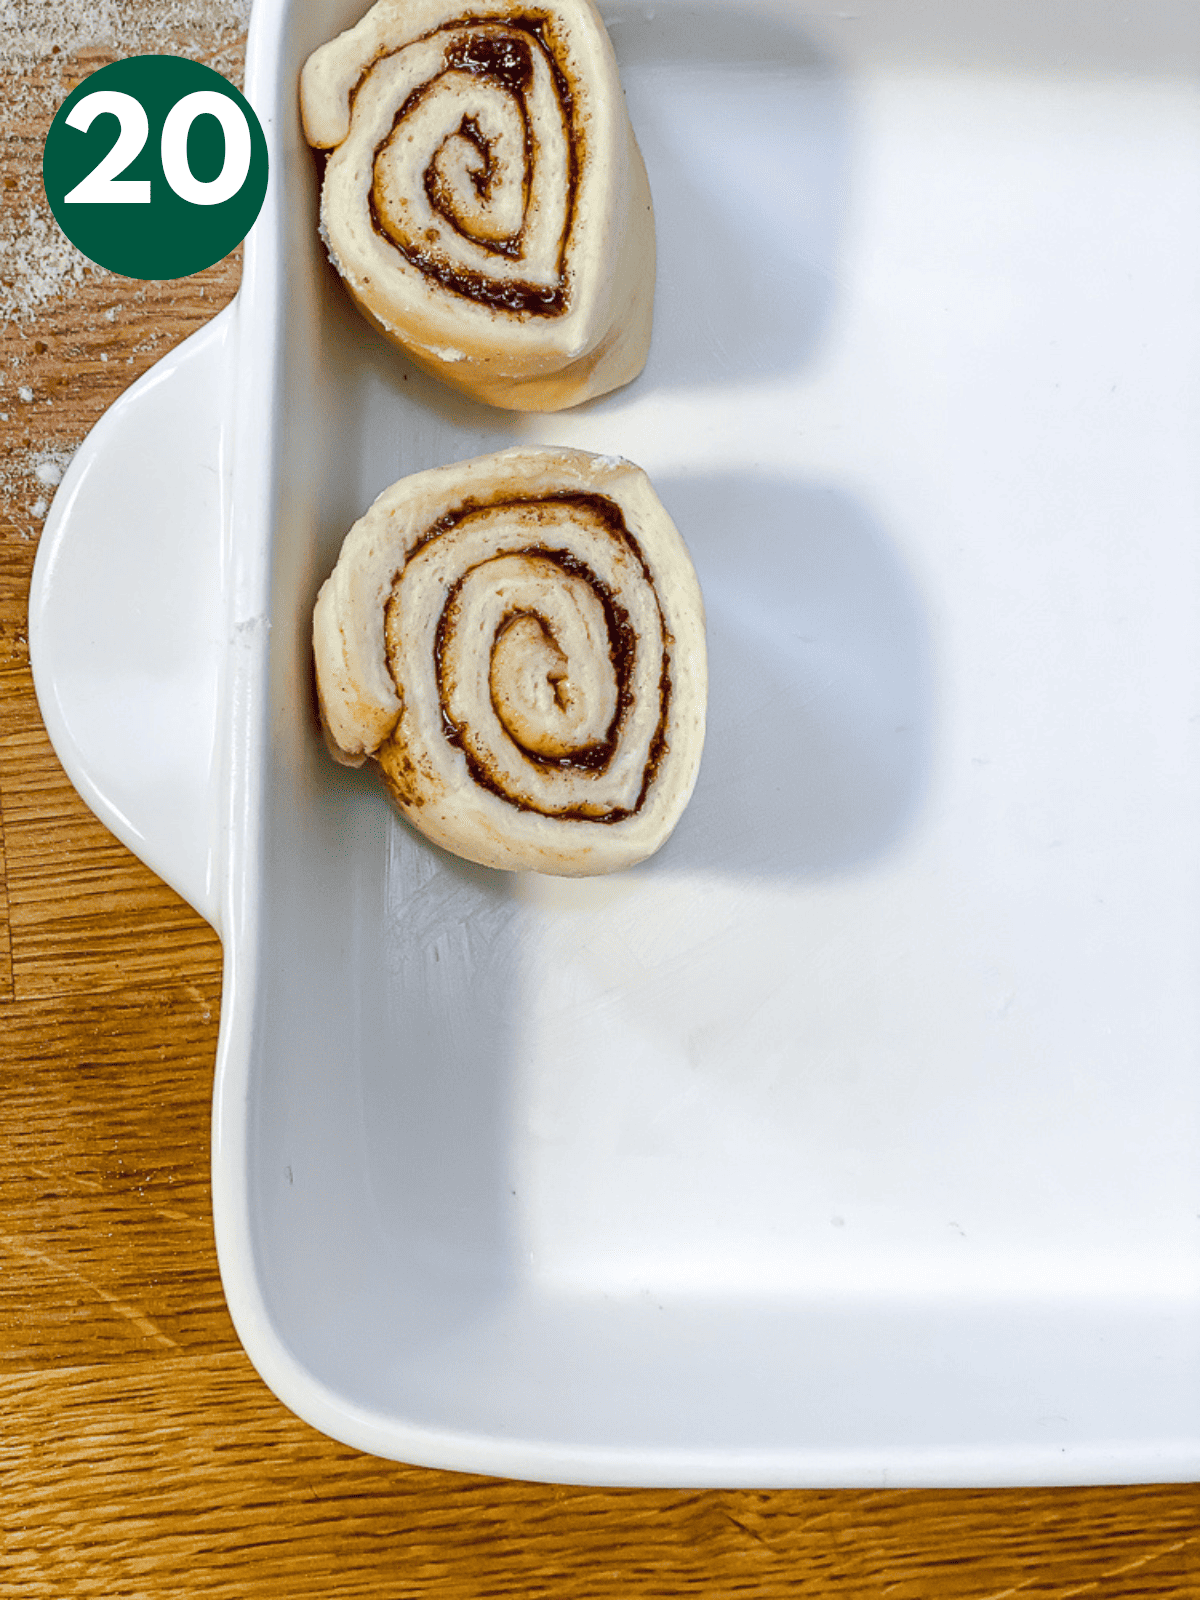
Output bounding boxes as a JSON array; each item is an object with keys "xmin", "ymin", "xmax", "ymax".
[
  {"xmin": 646, "ymin": 473, "xmax": 935, "ymax": 880},
  {"xmin": 603, "ymin": 1, "xmax": 852, "ymax": 393}
]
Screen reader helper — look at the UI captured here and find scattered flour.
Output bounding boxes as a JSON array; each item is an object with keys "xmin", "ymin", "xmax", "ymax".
[
  {"xmin": 0, "ymin": 204, "xmax": 93, "ymax": 323},
  {"xmin": 0, "ymin": 0, "xmax": 250, "ymax": 69},
  {"xmin": 2, "ymin": 444, "xmax": 78, "ymax": 535}
]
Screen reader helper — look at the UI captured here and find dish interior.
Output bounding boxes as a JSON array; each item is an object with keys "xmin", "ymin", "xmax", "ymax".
[{"xmin": 244, "ymin": 0, "xmax": 1200, "ymax": 1476}]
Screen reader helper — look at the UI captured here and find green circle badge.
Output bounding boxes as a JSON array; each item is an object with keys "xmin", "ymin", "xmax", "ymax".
[{"xmin": 43, "ymin": 56, "xmax": 268, "ymax": 280}]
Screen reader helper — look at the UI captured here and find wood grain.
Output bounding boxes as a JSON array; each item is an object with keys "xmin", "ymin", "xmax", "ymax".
[{"xmin": 1, "ymin": 13, "xmax": 1199, "ymax": 1598}]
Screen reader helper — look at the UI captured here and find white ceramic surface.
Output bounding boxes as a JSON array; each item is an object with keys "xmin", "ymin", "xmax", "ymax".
[{"xmin": 29, "ymin": 0, "xmax": 1200, "ymax": 1484}]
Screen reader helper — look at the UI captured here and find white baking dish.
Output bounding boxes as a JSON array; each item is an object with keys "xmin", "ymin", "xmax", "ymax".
[{"xmin": 29, "ymin": 0, "xmax": 1200, "ymax": 1484}]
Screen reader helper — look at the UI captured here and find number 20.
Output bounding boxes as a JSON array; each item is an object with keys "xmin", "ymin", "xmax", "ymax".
[{"xmin": 63, "ymin": 89, "xmax": 252, "ymax": 207}]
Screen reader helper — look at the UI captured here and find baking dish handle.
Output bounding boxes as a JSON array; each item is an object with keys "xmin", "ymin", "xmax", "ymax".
[{"xmin": 28, "ymin": 304, "xmax": 235, "ymax": 933}]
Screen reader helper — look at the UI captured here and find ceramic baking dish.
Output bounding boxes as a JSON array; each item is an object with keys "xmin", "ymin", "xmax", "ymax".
[{"xmin": 29, "ymin": 0, "xmax": 1200, "ymax": 1484}]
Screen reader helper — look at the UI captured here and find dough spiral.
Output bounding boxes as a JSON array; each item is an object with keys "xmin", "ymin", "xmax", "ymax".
[
  {"xmin": 300, "ymin": 0, "xmax": 655, "ymax": 411},
  {"xmin": 313, "ymin": 448, "xmax": 706, "ymax": 874}
]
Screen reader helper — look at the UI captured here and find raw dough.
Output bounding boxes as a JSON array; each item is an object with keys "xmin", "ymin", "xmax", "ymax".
[
  {"xmin": 300, "ymin": 0, "xmax": 655, "ymax": 411},
  {"xmin": 313, "ymin": 447, "xmax": 707, "ymax": 874}
]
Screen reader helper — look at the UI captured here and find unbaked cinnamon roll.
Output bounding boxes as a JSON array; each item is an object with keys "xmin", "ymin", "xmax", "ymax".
[
  {"xmin": 313, "ymin": 448, "xmax": 706, "ymax": 874},
  {"xmin": 300, "ymin": 0, "xmax": 655, "ymax": 411}
]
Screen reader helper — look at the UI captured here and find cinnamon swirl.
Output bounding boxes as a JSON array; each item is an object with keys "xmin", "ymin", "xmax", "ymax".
[
  {"xmin": 300, "ymin": 0, "xmax": 655, "ymax": 411},
  {"xmin": 313, "ymin": 448, "xmax": 706, "ymax": 874}
]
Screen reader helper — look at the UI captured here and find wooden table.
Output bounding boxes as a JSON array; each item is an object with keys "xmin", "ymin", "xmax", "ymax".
[{"xmin": 2, "ymin": 19, "xmax": 1198, "ymax": 1597}]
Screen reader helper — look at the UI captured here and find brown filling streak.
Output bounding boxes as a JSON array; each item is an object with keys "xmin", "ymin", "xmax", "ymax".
[
  {"xmin": 444, "ymin": 546, "xmax": 635, "ymax": 772},
  {"xmin": 444, "ymin": 30, "xmax": 533, "ymax": 94},
  {"xmin": 424, "ymin": 114, "xmax": 530, "ymax": 262},
  {"xmin": 403, "ymin": 495, "xmax": 671, "ymax": 824},
  {"xmin": 363, "ymin": 13, "xmax": 579, "ymax": 316}
]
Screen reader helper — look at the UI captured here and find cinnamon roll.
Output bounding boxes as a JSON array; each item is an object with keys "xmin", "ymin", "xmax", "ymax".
[
  {"xmin": 313, "ymin": 448, "xmax": 706, "ymax": 874},
  {"xmin": 300, "ymin": 0, "xmax": 655, "ymax": 411}
]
